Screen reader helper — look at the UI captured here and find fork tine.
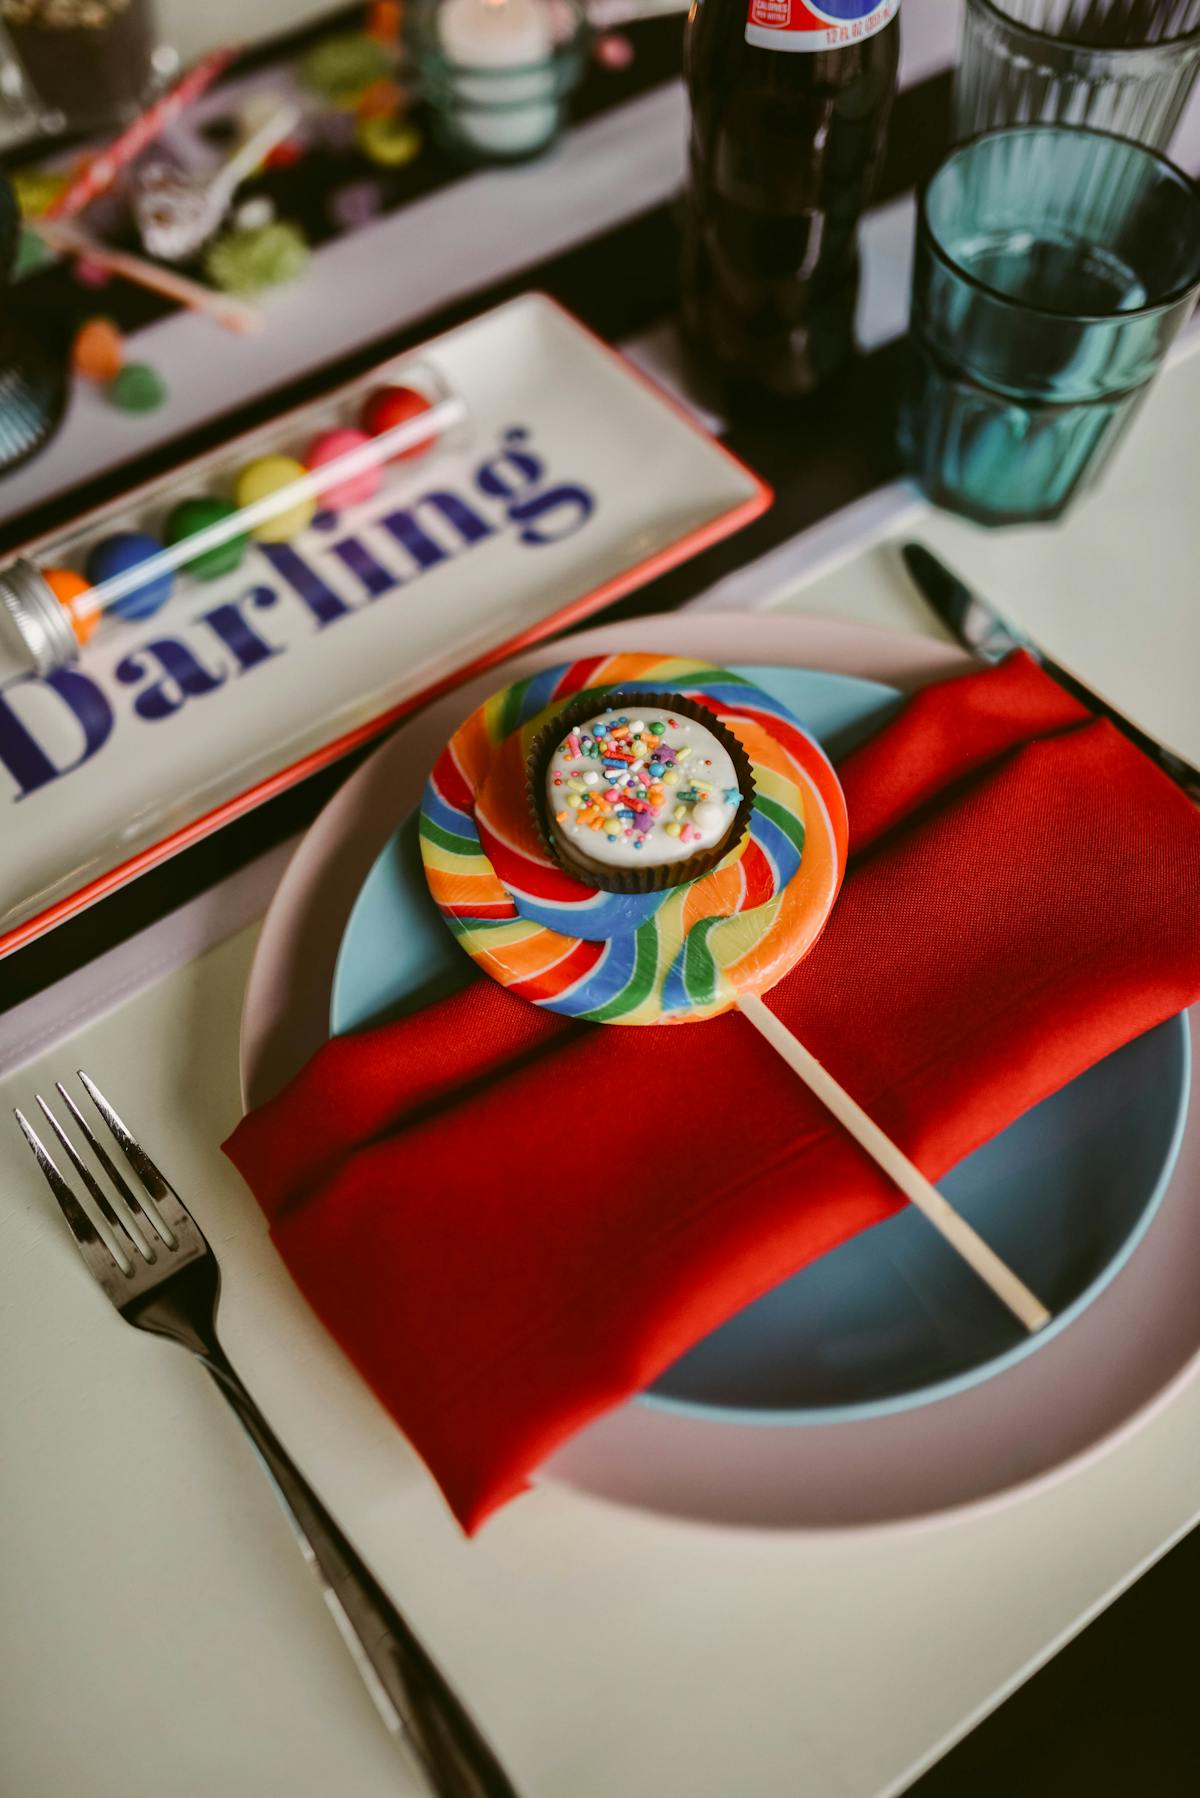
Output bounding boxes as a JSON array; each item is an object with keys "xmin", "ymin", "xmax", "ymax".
[
  {"xmin": 36, "ymin": 1092, "xmax": 155, "ymax": 1265},
  {"xmin": 77, "ymin": 1071, "xmax": 187, "ymax": 1249},
  {"xmin": 54, "ymin": 1080, "xmax": 172, "ymax": 1251},
  {"xmin": 14, "ymin": 1107, "xmax": 133, "ymax": 1279}
]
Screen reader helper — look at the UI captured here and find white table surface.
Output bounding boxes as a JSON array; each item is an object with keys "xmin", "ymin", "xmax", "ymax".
[{"xmin": 2, "ymin": 537, "xmax": 1199, "ymax": 1798}]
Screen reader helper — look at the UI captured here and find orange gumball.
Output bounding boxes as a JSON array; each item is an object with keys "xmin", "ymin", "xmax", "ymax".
[
  {"xmin": 71, "ymin": 317, "xmax": 124, "ymax": 384},
  {"xmin": 41, "ymin": 566, "xmax": 98, "ymax": 645}
]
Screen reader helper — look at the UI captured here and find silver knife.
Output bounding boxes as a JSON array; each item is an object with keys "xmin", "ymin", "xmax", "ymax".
[{"xmin": 901, "ymin": 540, "xmax": 1200, "ymax": 803}]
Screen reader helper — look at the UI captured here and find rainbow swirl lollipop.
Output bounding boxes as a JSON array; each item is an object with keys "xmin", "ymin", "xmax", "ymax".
[
  {"xmin": 419, "ymin": 650, "xmax": 1051, "ymax": 1336},
  {"xmin": 419, "ymin": 654, "xmax": 849, "ymax": 1024}
]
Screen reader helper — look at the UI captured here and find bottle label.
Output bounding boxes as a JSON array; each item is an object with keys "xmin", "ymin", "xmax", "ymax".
[{"xmin": 745, "ymin": 0, "xmax": 898, "ymax": 52}]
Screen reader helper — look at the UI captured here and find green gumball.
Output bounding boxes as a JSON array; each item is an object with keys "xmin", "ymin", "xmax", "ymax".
[
  {"xmin": 164, "ymin": 496, "xmax": 250, "ymax": 580},
  {"xmin": 109, "ymin": 362, "xmax": 167, "ymax": 412}
]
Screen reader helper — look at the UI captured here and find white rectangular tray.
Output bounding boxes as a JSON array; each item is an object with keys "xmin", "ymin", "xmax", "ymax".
[{"xmin": 0, "ymin": 294, "xmax": 769, "ymax": 958}]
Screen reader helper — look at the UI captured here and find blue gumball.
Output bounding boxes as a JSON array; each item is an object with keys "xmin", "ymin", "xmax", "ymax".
[{"xmin": 85, "ymin": 530, "xmax": 174, "ymax": 620}]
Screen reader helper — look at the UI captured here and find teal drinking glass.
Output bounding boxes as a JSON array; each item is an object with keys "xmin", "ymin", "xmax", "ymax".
[{"xmin": 902, "ymin": 125, "xmax": 1200, "ymax": 524}]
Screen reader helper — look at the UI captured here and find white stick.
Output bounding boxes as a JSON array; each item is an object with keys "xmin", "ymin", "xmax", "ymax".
[
  {"xmin": 73, "ymin": 392, "xmax": 468, "ymax": 620},
  {"xmin": 211, "ymin": 103, "xmax": 300, "ymax": 203},
  {"xmin": 737, "ymin": 992, "xmax": 1051, "ymax": 1335},
  {"xmin": 34, "ymin": 218, "xmax": 261, "ymax": 335}
]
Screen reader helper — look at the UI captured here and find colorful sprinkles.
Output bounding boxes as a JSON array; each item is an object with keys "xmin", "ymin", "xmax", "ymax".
[{"xmin": 547, "ymin": 707, "xmax": 742, "ymax": 865}]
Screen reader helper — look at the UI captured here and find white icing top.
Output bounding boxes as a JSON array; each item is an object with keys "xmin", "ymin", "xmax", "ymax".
[{"xmin": 546, "ymin": 705, "xmax": 743, "ymax": 869}]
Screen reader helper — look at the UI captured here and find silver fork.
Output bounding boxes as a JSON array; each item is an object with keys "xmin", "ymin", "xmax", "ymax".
[{"xmin": 15, "ymin": 1072, "xmax": 518, "ymax": 1798}]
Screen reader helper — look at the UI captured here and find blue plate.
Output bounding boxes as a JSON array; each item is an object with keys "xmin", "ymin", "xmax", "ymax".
[{"xmin": 332, "ymin": 667, "xmax": 1190, "ymax": 1424}]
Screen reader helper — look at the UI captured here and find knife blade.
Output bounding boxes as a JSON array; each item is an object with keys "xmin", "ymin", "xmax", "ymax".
[{"xmin": 901, "ymin": 540, "xmax": 1200, "ymax": 803}]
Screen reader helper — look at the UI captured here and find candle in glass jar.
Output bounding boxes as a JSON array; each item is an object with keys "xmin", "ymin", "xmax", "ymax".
[{"xmin": 438, "ymin": 0, "xmax": 559, "ymax": 159}]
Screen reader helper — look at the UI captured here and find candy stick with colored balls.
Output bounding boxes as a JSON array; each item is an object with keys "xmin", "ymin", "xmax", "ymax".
[
  {"xmin": 164, "ymin": 498, "xmax": 249, "ymax": 580},
  {"xmin": 305, "ymin": 428, "xmax": 381, "ymax": 509},
  {"xmin": 40, "ymin": 569, "xmax": 98, "ymax": 645},
  {"xmin": 360, "ymin": 386, "xmax": 438, "ymax": 459},
  {"xmin": 421, "ymin": 655, "xmax": 1051, "ymax": 1336},
  {"xmin": 86, "ymin": 531, "xmax": 175, "ymax": 620},
  {"xmin": 234, "ymin": 455, "xmax": 316, "ymax": 542},
  {"xmin": 63, "ymin": 391, "xmax": 467, "ymax": 631}
]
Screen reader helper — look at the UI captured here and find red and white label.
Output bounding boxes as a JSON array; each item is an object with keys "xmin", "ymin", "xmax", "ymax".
[{"xmin": 745, "ymin": 0, "xmax": 899, "ymax": 52}]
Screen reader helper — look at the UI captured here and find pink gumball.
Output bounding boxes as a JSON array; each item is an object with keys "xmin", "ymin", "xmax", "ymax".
[{"xmin": 305, "ymin": 427, "xmax": 382, "ymax": 511}]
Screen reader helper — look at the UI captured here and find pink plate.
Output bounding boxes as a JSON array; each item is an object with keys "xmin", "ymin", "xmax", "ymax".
[{"xmin": 240, "ymin": 609, "xmax": 1200, "ymax": 1532}]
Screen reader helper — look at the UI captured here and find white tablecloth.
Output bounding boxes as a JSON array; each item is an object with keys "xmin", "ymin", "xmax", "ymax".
[{"xmin": 2, "ymin": 539, "xmax": 1198, "ymax": 1798}]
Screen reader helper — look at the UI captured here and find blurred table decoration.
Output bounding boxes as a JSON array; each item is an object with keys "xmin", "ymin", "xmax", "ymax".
[
  {"xmin": 33, "ymin": 212, "xmax": 264, "ymax": 328},
  {"xmin": 413, "ymin": 0, "xmax": 588, "ymax": 162},
  {"xmin": 131, "ymin": 95, "xmax": 295, "ymax": 262},
  {"xmin": 956, "ymin": 0, "xmax": 1200, "ymax": 150},
  {"xmin": 0, "ymin": 0, "xmax": 175, "ymax": 136},
  {"xmin": 0, "ymin": 167, "xmax": 66, "ymax": 472},
  {"xmin": 40, "ymin": 44, "xmax": 238, "ymax": 218}
]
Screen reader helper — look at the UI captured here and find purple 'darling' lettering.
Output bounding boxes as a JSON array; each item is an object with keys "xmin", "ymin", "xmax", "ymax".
[
  {"xmin": 379, "ymin": 492, "xmax": 495, "ymax": 573},
  {"xmin": 471, "ymin": 426, "xmax": 595, "ymax": 547},
  {"xmin": 257, "ymin": 542, "xmax": 356, "ymax": 627},
  {"xmin": 474, "ymin": 426, "xmax": 542, "ymax": 499},
  {"xmin": 506, "ymin": 484, "xmax": 595, "ymax": 547},
  {"xmin": 114, "ymin": 639, "xmax": 226, "ymax": 723},
  {"xmin": 419, "ymin": 492, "xmax": 495, "ymax": 546},
  {"xmin": 329, "ymin": 536, "xmax": 400, "ymax": 599},
  {"xmin": 197, "ymin": 587, "xmax": 283, "ymax": 672},
  {"xmin": 378, "ymin": 507, "xmax": 447, "ymax": 572},
  {"xmin": 0, "ymin": 667, "xmax": 113, "ymax": 800}
]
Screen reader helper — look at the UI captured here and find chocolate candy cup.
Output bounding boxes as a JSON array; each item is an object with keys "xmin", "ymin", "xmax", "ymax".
[{"xmin": 526, "ymin": 689, "xmax": 756, "ymax": 895}]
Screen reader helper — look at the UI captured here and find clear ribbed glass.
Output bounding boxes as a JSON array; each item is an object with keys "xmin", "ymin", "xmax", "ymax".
[
  {"xmin": 901, "ymin": 125, "xmax": 1200, "ymax": 523},
  {"xmin": 955, "ymin": 0, "xmax": 1200, "ymax": 151}
]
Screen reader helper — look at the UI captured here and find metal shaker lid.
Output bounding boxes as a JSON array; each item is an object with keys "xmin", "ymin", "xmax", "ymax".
[{"xmin": 0, "ymin": 557, "xmax": 79, "ymax": 682}]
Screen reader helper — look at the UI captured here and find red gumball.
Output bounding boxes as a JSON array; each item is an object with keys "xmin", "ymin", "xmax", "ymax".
[
  {"xmin": 264, "ymin": 137, "xmax": 305, "ymax": 170},
  {"xmin": 359, "ymin": 384, "xmax": 436, "ymax": 461}
]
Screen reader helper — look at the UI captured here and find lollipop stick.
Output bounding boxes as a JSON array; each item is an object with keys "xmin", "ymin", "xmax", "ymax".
[
  {"xmin": 737, "ymin": 993, "xmax": 1051, "ymax": 1335},
  {"xmin": 33, "ymin": 219, "xmax": 261, "ymax": 335}
]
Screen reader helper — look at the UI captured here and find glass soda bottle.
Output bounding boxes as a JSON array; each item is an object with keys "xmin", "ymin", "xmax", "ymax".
[{"xmin": 681, "ymin": 0, "xmax": 901, "ymax": 404}]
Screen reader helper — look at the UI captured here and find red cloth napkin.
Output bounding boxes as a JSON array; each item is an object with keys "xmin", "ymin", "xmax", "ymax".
[{"xmin": 225, "ymin": 653, "xmax": 1200, "ymax": 1532}]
